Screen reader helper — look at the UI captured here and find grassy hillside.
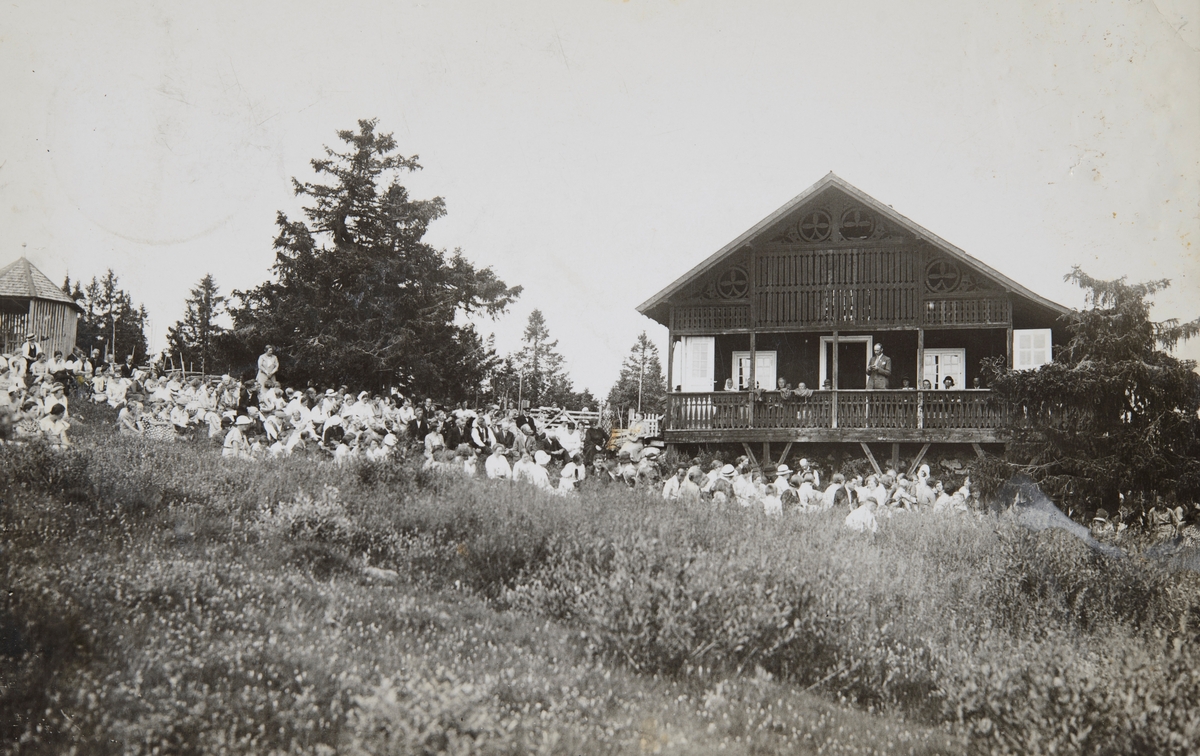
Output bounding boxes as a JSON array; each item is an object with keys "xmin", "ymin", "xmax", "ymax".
[{"xmin": 2, "ymin": 405, "xmax": 1197, "ymax": 754}]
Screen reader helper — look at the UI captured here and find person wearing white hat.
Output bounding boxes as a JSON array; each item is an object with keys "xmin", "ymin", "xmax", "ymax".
[
  {"xmin": 710, "ymin": 464, "xmax": 737, "ymax": 503},
  {"xmin": 223, "ymin": 415, "xmax": 252, "ymax": 458},
  {"xmin": 558, "ymin": 454, "xmax": 586, "ymax": 493},
  {"xmin": 915, "ymin": 466, "xmax": 936, "ymax": 508},
  {"xmin": 526, "ymin": 450, "xmax": 554, "ymax": 490},
  {"xmin": 797, "ymin": 458, "xmax": 819, "ymax": 488}
]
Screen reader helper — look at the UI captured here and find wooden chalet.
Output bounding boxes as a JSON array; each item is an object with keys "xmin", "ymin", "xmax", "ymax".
[{"xmin": 638, "ymin": 174, "xmax": 1068, "ymax": 470}]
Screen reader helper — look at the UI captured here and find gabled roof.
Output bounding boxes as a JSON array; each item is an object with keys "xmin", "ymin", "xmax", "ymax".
[
  {"xmin": 637, "ymin": 173, "xmax": 1070, "ymax": 324},
  {"xmin": 0, "ymin": 256, "xmax": 84, "ymax": 310}
]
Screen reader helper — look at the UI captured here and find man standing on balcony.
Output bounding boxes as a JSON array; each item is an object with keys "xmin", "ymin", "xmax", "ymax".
[{"xmin": 866, "ymin": 343, "xmax": 892, "ymax": 389}]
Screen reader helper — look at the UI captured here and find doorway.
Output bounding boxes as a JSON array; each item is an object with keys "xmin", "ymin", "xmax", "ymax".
[{"xmin": 819, "ymin": 336, "xmax": 872, "ymax": 389}]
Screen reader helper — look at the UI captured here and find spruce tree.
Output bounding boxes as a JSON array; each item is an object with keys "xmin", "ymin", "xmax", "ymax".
[
  {"xmin": 166, "ymin": 274, "xmax": 226, "ymax": 374},
  {"xmin": 512, "ymin": 309, "xmax": 575, "ymax": 407},
  {"xmin": 606, "ymin": 332, "xmax": 665, "ymax": 416},
  {"xmin": 988, "ymin": 267, "xmax": 1200, "ymax": 516},
  {"xmin": 75, "ymin": 270, "xmax": 149, "ymax": 363},
  {"xmin": 226, "ymin": 120, "xmax": 520, "ymax": 394}
]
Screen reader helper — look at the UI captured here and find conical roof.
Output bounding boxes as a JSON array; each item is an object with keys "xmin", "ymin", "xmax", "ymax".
[{"xmin": 0, "ymin": 256, "xmax": 82, "ymax": 309}]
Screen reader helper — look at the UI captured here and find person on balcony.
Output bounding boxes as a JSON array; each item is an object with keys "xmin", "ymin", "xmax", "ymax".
[{"xmin": 866, "ymin": 343, "xmax": 892, "ymax": 389}]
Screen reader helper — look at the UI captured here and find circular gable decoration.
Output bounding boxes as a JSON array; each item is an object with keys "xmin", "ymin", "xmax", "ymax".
[
  {"xmin": 839, "ymin": 208, "xmax": 875, "ymax": 240},
  {"xmin": 716, "ymin": 266, "xmax": 749, "ymax": 299},
  {"xmin": 925, "ymin": 259, "xmax": 962, "ymax": 293},
  {"xmin": 798, "ymin": 210, "xmax": 832, "ymax": 242}
]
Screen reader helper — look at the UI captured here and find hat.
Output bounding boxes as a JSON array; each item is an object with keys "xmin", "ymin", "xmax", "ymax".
[
  {"xmin": 776, "ymin": 464, "xmax": 794, "ymax": 477},
  {"xmin": 534, "ymin": 450, "xmax": 551, "ymax": 465},
  {"xmin": 235, "ymin": 415, "xmax": 252, "ymax": 426},
  {"xmin": 25, "ymin": 333, "xmax": 35, "ymax": 339},
  {"xmin": 325, "ymin": 389, "xmax": 336, "ymax": 396},
  {"xmin": 383, "ymin": 433, "xmax": 398, "ymax": 447},
  {"xmin": 641, "ymin": 447, "xmax": 661, "ymax": 458},
  {"xmin": 358, "ymin": 391, "xmax": 370, "ymax": 400},
  {"xmin": 798, "ymin": 458, "xmax": 809, "ymax": 467},
  {"xmin": 720, "ymin": 464, "xmax": 736, "ymax": 478}
]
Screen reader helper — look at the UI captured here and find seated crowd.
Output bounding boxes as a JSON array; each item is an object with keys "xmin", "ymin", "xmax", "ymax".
[
  {"xmin": 1, "ymin": 339, "xmax": 977, "ymax": 526},
  {"xmin": 0, "ymin": 338, "xmax": 90, "ymax": 447}
]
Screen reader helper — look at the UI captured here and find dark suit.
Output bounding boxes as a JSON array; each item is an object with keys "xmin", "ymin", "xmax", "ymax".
[{"xmin": 866, "ymin": 353, "xmax": 892, "ymax": 389}]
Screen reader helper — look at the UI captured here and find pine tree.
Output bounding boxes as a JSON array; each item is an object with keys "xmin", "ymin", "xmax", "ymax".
[
  {"xmin": 225, "ymin": 120, "xmax": 520, "ymax": 394},
  {"xmin": 75, "ymin": 270, "xmax": 149, "ymax": 363},
  {"xmin": 606, "ymin": 332, "xmax": 665, "ymax": 417},
  {"xmin": 988, "ymin": 267, "xmax": 1200, "ymax": 516},
  {"xmin": 512, "ymin": 309, "xmax": 575, "ymax": 408},
  {"xmin": 166, "ymin": 274, "xmax": 226, "ymax": 374}
]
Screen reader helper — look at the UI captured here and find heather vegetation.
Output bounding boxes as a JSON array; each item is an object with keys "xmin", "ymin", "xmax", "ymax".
[{"xmin": 2, "ymin": 403, "xmax": 1198, "ymax": 755}]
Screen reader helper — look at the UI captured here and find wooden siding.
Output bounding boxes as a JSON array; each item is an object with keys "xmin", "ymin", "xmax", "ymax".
[
  {"xmin": 2, "ymin": 300, "xmax": 78, "ymax": 357},
  {"xmin": 753, "ymin": 247, "xmax": 920, "ymax": 328}
]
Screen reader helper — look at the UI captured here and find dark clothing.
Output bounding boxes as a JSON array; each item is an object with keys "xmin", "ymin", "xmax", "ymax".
[
  {"xmin": 443, "ymin": 421, "xmax": 471, "ymax": 451},
  {"xmin": 408, "ymin": 418, "xmax": 432, "ymax": 441}
]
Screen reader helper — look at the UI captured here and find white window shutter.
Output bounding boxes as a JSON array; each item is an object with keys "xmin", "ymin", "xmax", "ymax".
[
  {"xmin": 1013, "ymin": 329, "xmax": 1052, "ymax": 370},
  {"xmin": 682, "ymin": 337, "xmax": 715, "ymax": 392}
]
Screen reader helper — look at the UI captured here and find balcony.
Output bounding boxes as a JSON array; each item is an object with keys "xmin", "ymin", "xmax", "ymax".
[{"xmin": 665, "ymin": 390, "xmax": 1006, "ymax": 444}]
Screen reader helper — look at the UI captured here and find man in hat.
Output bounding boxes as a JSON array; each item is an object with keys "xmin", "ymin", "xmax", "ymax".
[{"xmin": 20, "ymin": 333, "xmax": 42, "ymax": 363}]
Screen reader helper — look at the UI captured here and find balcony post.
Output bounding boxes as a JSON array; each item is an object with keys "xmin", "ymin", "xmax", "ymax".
[
  {"xmin": 831, "ymin": 330, "xmax": 839, "ymax": 429},
  {"xmin": 748, "ymin": 331, "xmax": 756, "ymax": 428},
  {"xmin": 917, "ymin": 327, "xmax": 924, "ymax": 429},
  {"xmin": 665, "ymin": 328, "xmax": 674, "ymax": 432}
]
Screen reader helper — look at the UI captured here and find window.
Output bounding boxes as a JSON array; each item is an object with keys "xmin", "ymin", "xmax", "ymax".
[
  {"xmin": 1013, "ymin": 329, "xmax": 1052, "ymax": 370},
  {"xmin": 923, "ymin": 349, "xmax": 965, "ymax": 390},
  {"xmin": 680, "ymin": 336, "xmax": 715, "ymax": 392},
  {"xmin": 732, "ymin": 351, "xmax": 776, "ymax": 390}
]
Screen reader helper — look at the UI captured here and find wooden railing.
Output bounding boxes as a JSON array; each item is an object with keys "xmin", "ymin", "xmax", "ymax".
[
  {"xmin": 922, "ymin": 296, "xmax": 1010, "ymax": 326},
  {"xmin": 667, "ymin": 390, "xmax": 1004, "ymax": 432}
]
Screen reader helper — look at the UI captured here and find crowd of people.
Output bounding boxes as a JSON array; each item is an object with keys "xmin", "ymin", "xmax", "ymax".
[
  {"xmin": 654, "ymin": 456, "xmax": 974, "ymax": 533},
  {"xmin": 0, "ymin": 334, "xmax": 86, "ymax": 446},
  {"xmin": 2, "ymin": 337, "xmax": 976, "ymax": 530}
]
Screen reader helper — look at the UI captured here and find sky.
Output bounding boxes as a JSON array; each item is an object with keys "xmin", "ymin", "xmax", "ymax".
[{"xmin": 3, "ymin": 0, "xmax": 1198, "ymax": 395}]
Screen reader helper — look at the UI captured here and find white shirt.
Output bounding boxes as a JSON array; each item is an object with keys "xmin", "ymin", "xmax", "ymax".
[
  {"xmin": 662, "ymin": 476, "xmax": 683, "ymax": 501},
  {"xmin": 485, "ymin": 453, "xmax": 512, "ymax": 480},
  {"xmin": 845, "ymin": 505, "xmax": 878, "ymax": 533}
]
